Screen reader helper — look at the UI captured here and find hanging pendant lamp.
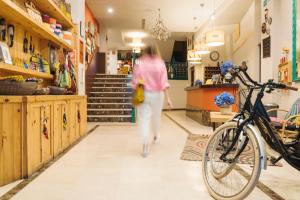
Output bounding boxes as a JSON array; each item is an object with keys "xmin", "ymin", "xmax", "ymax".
[
  {"xmin": 188, "ymin": 50, "xmax": 202, "ymax": 62},
  {"xmin": 196, "ymin": 41, "xmax": 210, "ymax": 55},
  {"xmin": 205, "ymin": 0, "xmax": 225, "ymax": 47},
  {"xmin": 205, "ymin": 30, "xmax": 225, "ymax": 47}
]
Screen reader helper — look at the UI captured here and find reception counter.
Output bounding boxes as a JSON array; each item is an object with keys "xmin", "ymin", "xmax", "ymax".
[{"xmin": 185, "ymin": 84, "xmax": 239, "ymax": 126}]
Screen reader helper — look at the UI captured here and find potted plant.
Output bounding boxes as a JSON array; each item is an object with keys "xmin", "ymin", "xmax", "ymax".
[{"xmin": 214, "ymin": 92, "xmax": 235, "ymax": 115}]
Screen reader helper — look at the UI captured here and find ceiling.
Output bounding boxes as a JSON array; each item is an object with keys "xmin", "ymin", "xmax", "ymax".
[
  {"xmin": 86, "ymin": 0, "xmax": 254, "ymax": 50},
  {"xmin": 86, "ymin": 0, "xmax": 227, "ymax": 32}
]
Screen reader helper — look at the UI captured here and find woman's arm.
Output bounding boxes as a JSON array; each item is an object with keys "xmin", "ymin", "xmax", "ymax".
[{"xmin": 164, "ymin": 88, "xmax": 173, "ymax": 109}]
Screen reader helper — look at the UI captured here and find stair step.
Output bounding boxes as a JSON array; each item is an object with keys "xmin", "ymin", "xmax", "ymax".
[
  {"xmin": 88, "ymin": 98, "xmax": 132, "ymax": 103},
  {"xmin": 88, "ymin": 116, "xmax": 132, "ymax": 123},
  {"xmin": 88, "ymin": 108, "xmax": 132, "ymax": 111},
  {"xmin": 89, "ymin": 92, "xmax": 132, "ymax": 98},
  {"xmin": 88, "ymin": 110, "xmax": 132, "ymax": 115},
  {"xmin": 88, "ymin": 97, "xmax": 131, "ymax": 99},
  {"xmin": 92, "ymin": 83, "xmax": 129, "ymax": 88},
  {"xmin": 87, "ymin": 103, "xmax": 132, "ymax": 109},
  {"xmin": 93, "ymin": 74, "xmax": 131, "ymax": 78},
  {"xmin": 92, "ymin": 86, "xmax": 131, "ymax": 89},
  {"xmin": 92, "ymin": 79, "xmax": 131, "ymax": 82}
]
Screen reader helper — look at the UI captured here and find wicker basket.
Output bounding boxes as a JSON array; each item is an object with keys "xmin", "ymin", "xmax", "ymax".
[
  {"xmin": 0, "ymin": 80, "xmax": 38, "ymax": 95},
  {"xmin": 48, "ymin": 86, "xmax": 67, "ymax": 95}
]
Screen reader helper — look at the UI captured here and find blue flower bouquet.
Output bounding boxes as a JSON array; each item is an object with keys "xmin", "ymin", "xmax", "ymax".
[
  {"xmin": 214, "ymin": 92, "xmax": 235, "ymax": 114},
  {"xmin": 220, "ymin": 61, "xmax": 233, "ymax": 75}
]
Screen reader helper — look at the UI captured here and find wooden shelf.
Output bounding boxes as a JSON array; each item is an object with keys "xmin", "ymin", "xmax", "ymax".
[
  {"xmin": 31, "ymin": 0, "xmax": 74, "ymax": 29},
  {"xmin": 0, "ymin": 63, "xmax": 54, "ymax": 80},
  {"xmin": 0, "ymin": 0, "xmax": 73, "ymax": 51}
]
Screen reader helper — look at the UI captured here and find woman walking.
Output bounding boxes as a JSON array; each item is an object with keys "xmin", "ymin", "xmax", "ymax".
[{"xmin": 132, "ymin": 46, "xmax": 173, "ymax": 157}]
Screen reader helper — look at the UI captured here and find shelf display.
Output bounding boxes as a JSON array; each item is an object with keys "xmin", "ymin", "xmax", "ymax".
[
  {"xmin": 204, "ymin": 66, "xmax": 221, "ymax": 83},
  {"xmin": 0, "ymin": 0, "xmax": 78, "ymax": 95}
]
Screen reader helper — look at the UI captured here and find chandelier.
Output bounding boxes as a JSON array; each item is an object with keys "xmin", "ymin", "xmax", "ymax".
[{"xmin": 151, "ymin": 9, "xmax": 171, "ymax": 41}]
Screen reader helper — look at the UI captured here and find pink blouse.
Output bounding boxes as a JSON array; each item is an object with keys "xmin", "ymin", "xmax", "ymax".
[{"xmin": 132, "ymin": 55, "xmax": 170, "ymax": 92}]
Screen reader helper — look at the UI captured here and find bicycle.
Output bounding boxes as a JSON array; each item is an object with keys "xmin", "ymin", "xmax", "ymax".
[{"xmin": 202, "ymin": 64, "xmax": 299, "ymax": 200}]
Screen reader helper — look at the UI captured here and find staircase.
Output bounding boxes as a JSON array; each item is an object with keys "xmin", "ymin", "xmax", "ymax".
[{"xmin": 87, "ymin": 74, "xmax": 134, "ymax": 122}]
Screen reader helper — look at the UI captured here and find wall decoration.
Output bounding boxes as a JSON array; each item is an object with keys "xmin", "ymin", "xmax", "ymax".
[
  {"xmin": 210, "ymin": 51, "xmax": 220, "ymax": 62},
  {"xmin": 262, "ymin": 1, "xmax": 272, "ymax": 36},
  {"xmin": 80, "ymin": 21, "xmax": 84, "ymax": 38},
  {"xmin": 263, "ymin": 36, "xmax": 271, "ymax": 58},
  {"xmin": 7, "ymin": 25, "xmax": 15, "ymax": 47},
  {"xmin": 0, "ymin": 42, "xmax": 12, "ymax": 64},
  {"xmin": 0, "ymin": 18, "xmax": 6, "ymax": 41},
  {"xmin": 292, "ymin": 0, "xmax": 299, "ymax": 81}
]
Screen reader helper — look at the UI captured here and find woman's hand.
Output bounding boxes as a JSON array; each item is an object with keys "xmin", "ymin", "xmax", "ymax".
[{"xmin": 167, "ymin": 98, "xmax": 173, "ymax": 110}]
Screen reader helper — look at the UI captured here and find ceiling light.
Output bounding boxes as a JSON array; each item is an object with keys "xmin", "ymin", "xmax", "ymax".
[
  {"xmin": 190, "ymin": 61, "xmax": 202, "ymax": 64},
  {"xmin": 188, "ymin": 50, "xmax": 202, "ymax": 61},
  {"xmin": 151, "ymin": 9, "xmax": 171, "ymax": 41},
  {"xmin": 195, "ymin": 41, "xmax": 210, "ymax": 55},
  {"xmin": 125, "ymin": 31, "xmax": 148, "ymax": 38},
  {"xmin": 205, "ymin": 30, "xmax": 225, "ymax": 47},
  {"xmin": 133, "ymin": 47, "xmax": 141, "ymax": 54},
  {"xmin": 128, "ymin": 42, "xmax": 145, "ymax": 47},
  {"xmin": 107, "ymin": 8, "xmax": 114, "ymax": 14}
]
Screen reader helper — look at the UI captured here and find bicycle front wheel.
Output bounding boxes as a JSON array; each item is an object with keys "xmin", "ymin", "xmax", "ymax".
[{"xmin": 202, "ymin": 122, "xmax": 261, "ymax": 200}]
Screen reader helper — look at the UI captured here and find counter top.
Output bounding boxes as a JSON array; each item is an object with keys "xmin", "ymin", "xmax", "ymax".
[{"xmin": 185, "ymin": 84, "xmax": 239, "ymax": 91}]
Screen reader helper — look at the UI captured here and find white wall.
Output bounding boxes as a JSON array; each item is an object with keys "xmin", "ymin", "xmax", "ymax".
[
  {"xmin": 259, "ymin": 0, "xmax": 299, "ymax": 109},
  {"xmin": 163, "ymin": 80, "xmax": 189, "ymax": 109},
  {"xmin": 69, "ymin": 0, "xmax": 86, "ymax": 95},
  {"xmin": 232, "ymin": 0, "xmax": 261, "ymax": 81}
]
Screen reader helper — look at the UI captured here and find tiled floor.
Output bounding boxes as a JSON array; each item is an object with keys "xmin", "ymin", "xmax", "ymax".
[{"xmin": 1, "ymin": 111, "xmax": 299, "ymax": 200}]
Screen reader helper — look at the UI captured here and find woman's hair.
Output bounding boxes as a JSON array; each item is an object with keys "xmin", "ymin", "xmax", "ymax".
[{"xmin": 144, "ymin": 46, "xmax": 156, "ymax": 56}]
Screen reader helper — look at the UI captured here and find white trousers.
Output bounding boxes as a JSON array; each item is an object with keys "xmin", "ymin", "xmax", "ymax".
[{"xmin": 137, "ymin": 91, "xmax": 164, "ymax": 144}]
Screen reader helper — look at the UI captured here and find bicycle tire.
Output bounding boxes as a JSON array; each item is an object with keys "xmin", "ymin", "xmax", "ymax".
[{"xmin": 202, "ymin": 122, "xmax": 262, "ymax": 200}]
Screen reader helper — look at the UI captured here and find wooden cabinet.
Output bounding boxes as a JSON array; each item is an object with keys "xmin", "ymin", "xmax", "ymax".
[
  {"xmin": 25, "ymin": 102, "xmax": 53, "ymax": 176},
  {"xmin": 0, "ymin": 95, "xmax": 87, "ymax": 185},
  {"xmin": 0, "ymin": 97, "xmax": 23, "ymax": 187}
]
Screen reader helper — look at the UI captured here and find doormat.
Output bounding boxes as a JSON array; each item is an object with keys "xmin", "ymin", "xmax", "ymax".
[{"xmin": 181, "ymin": 134, "xmax": 282, "ymax": 167}]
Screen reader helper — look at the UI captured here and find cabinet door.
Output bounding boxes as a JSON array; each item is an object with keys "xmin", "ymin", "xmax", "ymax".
[
  {"xmin": 69, "ymin": 100, "xmax": 82, "ymax": 143},
  {"xmin": 80, "ymin": 97, "xmax": 87, "ymax": 136},
  {"xmin": 27, "ymin": 103, "xmax": 52, "ymax": 175},
  {"xmin": 53, "ymin": 102, "xmax": 63, "ymax": 157},
  {"xmin": 61, "ymin": 103, "xmax": 70, "ymax": 149},
  {"xmin": 0, "ymin": 103, "xmax": 22, "ymax": 186},
  {"xmin": 41, "ymin": 104, "xmax": 52, "ymax": 164}
]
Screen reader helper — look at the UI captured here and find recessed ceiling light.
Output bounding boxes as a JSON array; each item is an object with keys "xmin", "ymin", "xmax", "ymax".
[{"xmin": 108, "ymin": 7, "xmax": 114, "ymax": 14}]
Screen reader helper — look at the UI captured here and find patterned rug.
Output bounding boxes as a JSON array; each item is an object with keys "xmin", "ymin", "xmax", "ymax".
[{"xmin": 181, "ymin": 134, "xmax": 282, "ymax": 167}]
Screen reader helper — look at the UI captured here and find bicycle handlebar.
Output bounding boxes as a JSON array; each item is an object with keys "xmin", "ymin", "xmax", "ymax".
[{"xmin": 232, "ymin": 64, "xmax": 298, "ymax": 92}]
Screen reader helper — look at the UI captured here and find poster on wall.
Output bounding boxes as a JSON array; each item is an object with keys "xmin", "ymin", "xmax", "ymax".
[
  {"xmin": 263, "ymin": 36, "xmax": 271, "ymax": 58},
  {"xmin": 261, "ymin": 0, "xmax": 272, "ymax": 37}
]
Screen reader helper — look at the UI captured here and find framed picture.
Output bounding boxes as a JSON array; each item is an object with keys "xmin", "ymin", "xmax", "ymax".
[
  {"xmin": 79, "ymin": 21, "xmax": 84, "ymax": 38},
  {"xmin": 0, "ymin": 42, "xmax": 12, "ymax": 64}
]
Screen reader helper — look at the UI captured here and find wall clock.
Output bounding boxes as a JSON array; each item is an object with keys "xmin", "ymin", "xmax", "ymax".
[{"xmin": 210, "ymin": 51, "xmax": 220, "ymax": 61}]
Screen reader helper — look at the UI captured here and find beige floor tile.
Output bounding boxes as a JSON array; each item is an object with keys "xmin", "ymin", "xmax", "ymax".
[{"xmin": 3, "ymin": 111, "xmax": 298, "ymax": 200}]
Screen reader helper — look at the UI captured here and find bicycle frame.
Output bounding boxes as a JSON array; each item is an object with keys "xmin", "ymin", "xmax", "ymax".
[{"xmin": 220, "ymin": 69, "xmax": 300, "ymax": 171}]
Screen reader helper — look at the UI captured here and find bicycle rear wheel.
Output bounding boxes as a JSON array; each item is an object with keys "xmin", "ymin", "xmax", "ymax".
[{"xmin": 202, "ymin": 122, "xmax": 261, "ymax": 200}]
